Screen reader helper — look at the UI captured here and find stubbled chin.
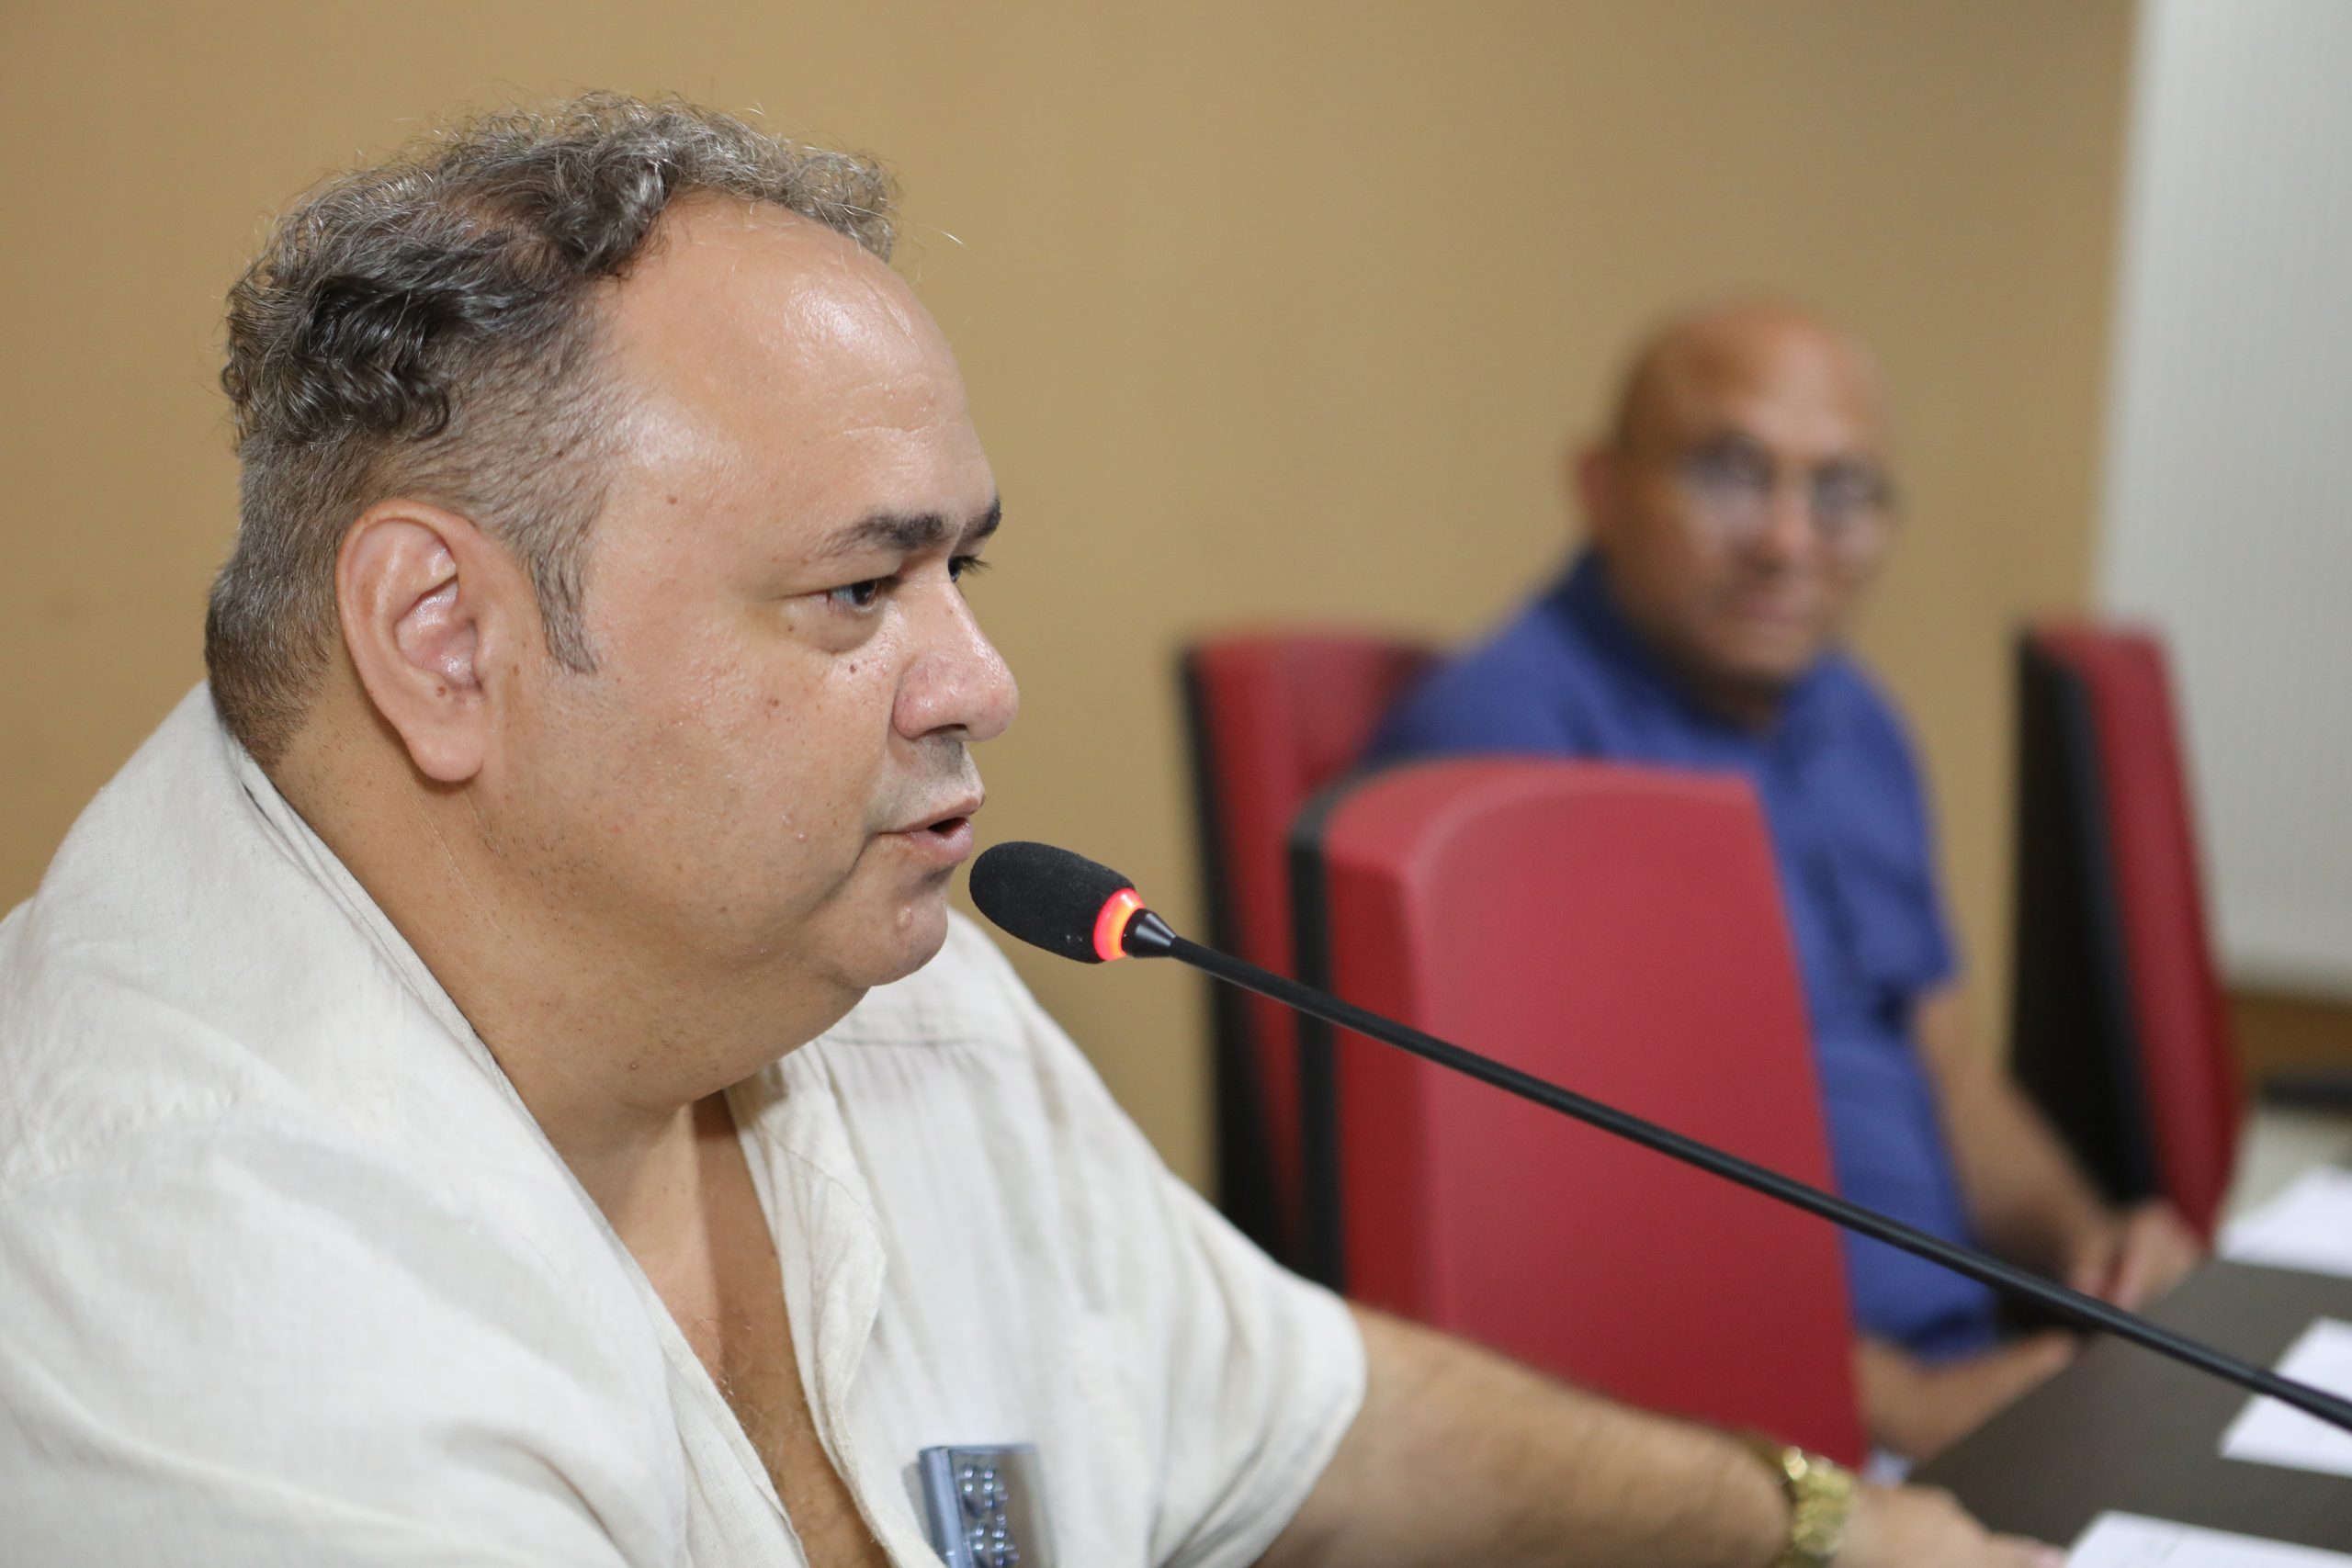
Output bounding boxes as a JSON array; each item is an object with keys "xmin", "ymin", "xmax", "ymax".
[
  {"xmin": 862, "ymin": 897, "xmax": 954, "ymax": 987},
  {"xmin": 1717, "ymin": 618, "xmax": 1826, "ymax": 677}
]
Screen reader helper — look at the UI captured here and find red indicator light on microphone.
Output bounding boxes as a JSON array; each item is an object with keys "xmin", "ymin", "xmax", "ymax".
[{"xmin": 1091, "ymin": 887, "xmax": 1148, "ymax": 962}]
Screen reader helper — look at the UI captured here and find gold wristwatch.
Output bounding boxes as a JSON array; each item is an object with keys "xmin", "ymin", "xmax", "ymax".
[{"xmin": 1744, "ymin": 1438, "xmax": 1856, "ymax": 1567}]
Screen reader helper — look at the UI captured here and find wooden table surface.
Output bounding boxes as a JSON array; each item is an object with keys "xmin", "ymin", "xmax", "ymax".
[{"xmin": 1914, "ymin": 1261, "xmax": 2352, "ymax": 1552}]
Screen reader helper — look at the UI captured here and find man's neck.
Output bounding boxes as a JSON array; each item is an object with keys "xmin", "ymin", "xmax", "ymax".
[
  {"xmin": 1674, "ymin": 662, "xmax": 1789, "ymax": 732},
  {"xmin": 1624, "ymin": 620, "xmax": 1792, "ymax": 731},
  {"xmin": 1578, "ymin": 556, "xmax": 1796, "ymax": 733},
  {"xmin": 266, "ymin": 708, "xmax": 855, "ymax": 1201}
]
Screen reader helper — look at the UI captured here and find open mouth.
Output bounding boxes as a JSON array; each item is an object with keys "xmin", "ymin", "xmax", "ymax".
[
  {"xmin": 887, "ymin": 804, "xmax": 981, "ymax": 859},
  {"xmin": 887, "ymin": 794, "xmax": 982, "ymax": 858}
]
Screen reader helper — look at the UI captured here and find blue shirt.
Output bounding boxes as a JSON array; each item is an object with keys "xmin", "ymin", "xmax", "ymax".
[{"xmin": 1363, "ymin": 552, "xmax": 1999, "ymax": 1359}]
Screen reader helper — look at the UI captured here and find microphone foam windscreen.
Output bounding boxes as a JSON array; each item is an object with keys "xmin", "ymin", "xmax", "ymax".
[{"xmin": 968, "ymin": 841, "xmax": 1135, "ymax": 964}]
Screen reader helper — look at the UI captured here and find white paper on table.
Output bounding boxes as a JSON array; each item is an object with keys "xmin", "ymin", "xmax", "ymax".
[
  {"xmin": 2219, "ymin": 1317, "xmax": 2352, "ymax": 1477},
  {"xmin": 2070, "ymin": 1512, "xmax": 2352, "ymax": 1566},
  {"xmin": 2222, "ymin": 1168, "xmax": 2352, "ymax": 1278}
]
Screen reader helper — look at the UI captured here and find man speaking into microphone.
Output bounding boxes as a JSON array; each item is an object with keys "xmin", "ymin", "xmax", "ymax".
[{"xmin": 0, "ymin": 92, "xmax": 2049, "ymax": 1566}]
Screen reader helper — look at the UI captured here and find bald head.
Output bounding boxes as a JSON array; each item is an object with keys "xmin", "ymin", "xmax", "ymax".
[
  {"xmin": 1577, "ymin": 301, "xmax": 1898, "ymax": 726},
  {"xmin": 1608, "ymin": 301, "xmax": 1886, "ymax": 455}
]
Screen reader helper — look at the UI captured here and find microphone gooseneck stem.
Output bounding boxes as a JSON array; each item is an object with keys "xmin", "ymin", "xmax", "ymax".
[{"xmin": 1124, "ymin": 916, "xmax": 2352, "ymax": 1438}]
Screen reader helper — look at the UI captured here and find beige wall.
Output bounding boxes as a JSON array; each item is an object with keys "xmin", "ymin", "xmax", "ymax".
[{"xmin": 0, "ymin": 1, "xmax": 2133, "ymax": 1188}]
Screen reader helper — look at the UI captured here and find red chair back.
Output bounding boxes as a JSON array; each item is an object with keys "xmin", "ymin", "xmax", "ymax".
[
  {"xmin": 2016, "ymin": 624, "xmax": 2239, "ymax": 1236},
  {"xmin": 1181, "ymin": 633, "xmax": 1434, "ymax": 1265},
  {"xmin": 1294, "ymin": 759, "xmax": 1867, "ymax": 1461}
]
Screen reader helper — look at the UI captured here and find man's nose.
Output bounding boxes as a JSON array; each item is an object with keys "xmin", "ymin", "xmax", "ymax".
[
  {"xmin": 1751, "ymin": 475, "xmax": 1818, "ymax": 564},
  {"xmin": 895, "ymin": 587, "xmax": 1019, "ymax": 745}
]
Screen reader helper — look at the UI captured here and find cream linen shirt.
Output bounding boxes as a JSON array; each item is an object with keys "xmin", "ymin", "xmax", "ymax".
[{"xmin": 0, "ymin": 689, "xmax": 1365, "ymax": 1566}]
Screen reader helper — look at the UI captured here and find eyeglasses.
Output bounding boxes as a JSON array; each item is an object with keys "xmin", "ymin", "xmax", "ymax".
[{"xmin": 1671, "ymin": 435, "xmax": 1896, "ymax": 562}]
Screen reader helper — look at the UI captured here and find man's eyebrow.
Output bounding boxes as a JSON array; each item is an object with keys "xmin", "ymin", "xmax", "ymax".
[{"xmin": 816, "ymin": 498, "xmax": 1001, "ymax": 562}]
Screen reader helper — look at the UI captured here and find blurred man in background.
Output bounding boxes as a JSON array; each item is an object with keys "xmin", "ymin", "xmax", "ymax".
[
  {"xmin": 1367, "ymin": 301, "xmax": 2202, "ymax": 1460},
  {"xmin": 0, "ymin": 100, "xmax": 2049, "ymax": 1564}
]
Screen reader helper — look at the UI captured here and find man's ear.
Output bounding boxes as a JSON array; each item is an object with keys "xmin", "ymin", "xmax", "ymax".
[
  {"xmin": 336, "ymin": 499, "xmax": 526, "ymax": 784},
  {"xmin": 1569, "ymin": 439, "xmax": 1620, "ymax": 549}
]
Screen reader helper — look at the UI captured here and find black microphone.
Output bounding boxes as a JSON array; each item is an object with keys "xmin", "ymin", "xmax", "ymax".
[{"xmin": 968, "ymin": 839, "xmax": 2352, "ymax": 1438}]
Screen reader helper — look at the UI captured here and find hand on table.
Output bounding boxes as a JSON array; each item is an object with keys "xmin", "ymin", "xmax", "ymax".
[
  {"xmin": 1858, "ymin": 1332, "xmax": 2079, "ymax": 1461},
  {"xmin": 2067, "ymin": 1201, "xmax": 2202, "ymax": 1311}
]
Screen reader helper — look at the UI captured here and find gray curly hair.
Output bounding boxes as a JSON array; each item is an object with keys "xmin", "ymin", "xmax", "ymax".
[{"xmin": 207, "ymin": 92, "xmax": 897, "ymax": 764}]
